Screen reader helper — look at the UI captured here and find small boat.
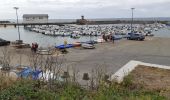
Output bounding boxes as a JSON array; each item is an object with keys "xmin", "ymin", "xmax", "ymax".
[
  {"xmin": 97, "ymin": 38, "xmax": 104, "ymax": 43},
  {"xmin": 15, "ymin": 66, "xmax": 28, "ymax": 72},
  {"xmin": 0, "ymin": 38, "xmax": 10, "ymax": 46},
  {"xmin": 11, "ymin": 43, "xmax": 30, "ymax": 48},
  {"xmin": 70, "ymin": 34, "xmax": 80, "ymax": 39},
  {"xmin": 16, "ymin": 67, "xmax": 33, "ymax": 78},
  {"xmin": 55, "ymin": 44, "xmax": 74, "ymax": 49},
  {"xmin": 73, "ymin": 42, "xmax": 81, "ymax": 47},
  {"xmin": 81, "ymin": 43, "xmax": 95, "ymax": 49},
  {"xmin": 37, "ymin": 49, "xmax": 52, "ymax": 55},
  {"xmin": 146, "ymin": 33, "xmax": 154, "ymax": 36},
  {"xmin": 15, "ymin": 66, "xmax": 42, "ymax": 80},
  {"xmin": 81, "ymin": 40, "xmax": 98, "ymax": 44}
]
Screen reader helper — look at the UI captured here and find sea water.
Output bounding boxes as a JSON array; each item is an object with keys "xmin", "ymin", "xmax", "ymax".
[
  {"xmin": 0, "ymin": 26, "xmax": 98, "ymax": 47},
  {"xmin": 0, "ymin": 25, "xmax": 170, "ymax": 47}
]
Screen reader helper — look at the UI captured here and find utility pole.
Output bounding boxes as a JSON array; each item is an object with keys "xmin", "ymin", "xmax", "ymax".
[
  {"xmin": 131, "ymin": 8, "xmax": 135, "ymax": 33},
  {"xmin": 13, "ymin": 7, "xmax": 21, "ymax": 42}
]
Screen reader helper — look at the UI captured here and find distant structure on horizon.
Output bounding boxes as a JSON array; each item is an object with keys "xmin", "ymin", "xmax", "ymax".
[
  {"xmin": 23, "ymin": 14, "xmax": 48, "ymax": 23},
  {"xmin": 76, "ymin": 15, "xmax": 88, "ymax": 25}
]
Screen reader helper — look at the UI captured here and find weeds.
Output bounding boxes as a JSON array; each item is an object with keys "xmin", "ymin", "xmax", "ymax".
[
  {"xmin": 0, "ymin": 74, "xmax": 167, "ymax": 100},
  {"xmin": 0, "ymin": 47, "xmax": 167, "ymax": 100}
]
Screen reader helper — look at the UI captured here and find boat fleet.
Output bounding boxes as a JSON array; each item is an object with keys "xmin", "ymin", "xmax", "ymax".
[
  {"xmin": 23, "ymin": 23, "xmax": 167, "ymax": 49},
  {"xmin": 24, "ymin": 23, "xmax": 166, "ymax": 39}
]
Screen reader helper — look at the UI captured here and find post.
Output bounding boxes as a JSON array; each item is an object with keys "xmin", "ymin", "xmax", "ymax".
[
  {"xmin": 131, "ymin": 8, "xmax": 135, "ymax": 33},
  {"xmin": 13, "ymin": 7, "xmax": 21, "ymax": 41}
]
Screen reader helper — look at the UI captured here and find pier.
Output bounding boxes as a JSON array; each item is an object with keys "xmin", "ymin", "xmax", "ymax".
[
  {"xmin": 0, "ymin": 20, "xmax": 169, "ymax": 28},
  {"xmin": 0, "ymin": 22, "xmax": 76, "ymax": 28}
]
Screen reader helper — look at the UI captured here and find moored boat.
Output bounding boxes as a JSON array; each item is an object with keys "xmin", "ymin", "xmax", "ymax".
[{"xmin": 81, "ymin": 43, "xmax": 95, "ymax": 49}]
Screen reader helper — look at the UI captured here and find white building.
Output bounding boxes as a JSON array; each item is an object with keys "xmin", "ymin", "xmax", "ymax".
[{"xmin": 23, "ymin": 14, "xmax": 48, "ymax": 23}]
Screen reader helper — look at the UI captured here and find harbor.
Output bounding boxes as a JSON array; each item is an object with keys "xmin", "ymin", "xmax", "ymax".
[
  {"xmin": 1, "ymin": 0, "xmax": 170, "ymax": 98},
  {"xmin": 0, "ymin": 23, "xmax": 170, "ymax": 75},
  {"xmin": 1, "ymin": 35, "xmax": 170, "ymax": 81},
  {"xmin": 0, "ymin": 23, "xmax": 168, "ymax": 47}
]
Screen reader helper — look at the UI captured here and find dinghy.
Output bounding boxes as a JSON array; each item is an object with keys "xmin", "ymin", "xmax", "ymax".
[
  {"xmin": 80, "ymin": 40, "xmax": 98, "ymax": 44},
  {"xmin": 97, "ymin": 38, "xmax": 105, "ymax": 43},
  {"xmin": 73, "ymin": 42, "xmax": 81, "ymax": 47},
  {"xmin": 55, "ymin": 44, "xmax": 74, "ymax": 49},
  {"xmin": 37, "ymin": 49, "xmax": 52, "ymax": 55},
  {"xmin": 81, "ymin": 43, "xmax": 95, "ymax": 49}
]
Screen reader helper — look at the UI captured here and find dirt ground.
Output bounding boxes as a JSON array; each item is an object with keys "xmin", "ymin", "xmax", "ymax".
[{"xmin": 0, "ymin": 45, "xmax": 61, "ymax": 67}]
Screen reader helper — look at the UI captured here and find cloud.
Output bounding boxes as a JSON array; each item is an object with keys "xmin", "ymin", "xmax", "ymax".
[{"xmin": 0, "ymin": 0, "xmax": 169, "ymax": 19}]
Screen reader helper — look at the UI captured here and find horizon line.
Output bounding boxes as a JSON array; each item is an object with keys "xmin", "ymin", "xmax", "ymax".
[{"xmin": 0, "ymin": 16, "xmax": 170, "ymax": 20}]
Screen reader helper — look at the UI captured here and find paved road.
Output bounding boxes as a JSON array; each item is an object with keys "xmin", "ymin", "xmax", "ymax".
[
  {"xmin": 1, "ymin": 37, "xmax": 170, "ymax": 83},
  {"xmin": 65, "ymin": 37, "xmax": 170, "ymax": 77}
]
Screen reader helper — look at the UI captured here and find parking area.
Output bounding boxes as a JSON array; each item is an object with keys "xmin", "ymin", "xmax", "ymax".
[{"xmin": 64, "ymin": 37, "xmax": 170, "ymax": 76}]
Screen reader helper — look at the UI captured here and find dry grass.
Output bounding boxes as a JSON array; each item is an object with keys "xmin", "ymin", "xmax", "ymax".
[
  {"xmin": 130, "ymin": 65, "xmax": 170, "ymax": 98},
  {"xmin": 0, "ymin": 71, "xmax": 17, "ymax": 90}
]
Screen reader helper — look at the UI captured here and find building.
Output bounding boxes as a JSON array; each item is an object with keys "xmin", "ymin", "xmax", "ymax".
[
  {"xmin": 76, "ymin": 15, "xmax": 88, "ymax": 25},
  {"xmin": 23, "ymin": 14, "xmax": 48, "ymax": 23}
]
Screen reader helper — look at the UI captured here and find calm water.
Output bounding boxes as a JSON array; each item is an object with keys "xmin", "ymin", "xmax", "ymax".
[
  {"xmin": 0, "ymin": 26, "xmax": 98, "ymax": 47},
  {"xmin": 0, "ymin": 26, "xmax": 170, "ymax": 47},
  {"xmin": 153, "ymin": 26, "xmax": 170, "ymax": 38}
]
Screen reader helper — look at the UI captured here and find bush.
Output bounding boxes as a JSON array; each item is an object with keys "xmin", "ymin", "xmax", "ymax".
[
  {"xmin": 0, "ymin": 79, "xmax": 59, "ymax": 100},
  {"xmin": 0, "ymin": 79, "xmax": 167, "ymax": 100}
]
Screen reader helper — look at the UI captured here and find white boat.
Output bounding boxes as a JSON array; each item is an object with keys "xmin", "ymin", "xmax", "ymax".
[
  {"xmin": 97, "ymin": 38, "xmax": 104, "ymax": 43},
  {"xmin": 37, "ymin": 49, "xmax": 52, "ymax": 55},
  {"xmin": 81, "ymin": 43, "xmax": 95, "ymax": 49},
  {"xmin": 71, "ymin": 34, "xmax": 80, "ymax": 39},
  {"xmin": 54, "ymin": 31, "xmax": 61, "ymax": 36}
]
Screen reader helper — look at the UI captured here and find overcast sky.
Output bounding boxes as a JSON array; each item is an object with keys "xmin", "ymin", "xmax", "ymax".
[{"xmin": 0, "ymin": 0, "xmax": 170, "ymax": 19}]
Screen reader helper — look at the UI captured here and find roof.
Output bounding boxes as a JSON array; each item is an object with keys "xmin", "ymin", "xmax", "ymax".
[{"xmin": 23, "ymin": 14, "xmax": 48, "ymax": 18}]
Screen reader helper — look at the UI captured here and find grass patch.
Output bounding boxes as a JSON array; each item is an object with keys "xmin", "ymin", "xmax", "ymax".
[
  {"xmin": 0, "ymin": 78, "xmax": 167, "ymax": 100},
  {"xmin": 0, "ymin": 65, "xmax": 169, "ymax": 100}
]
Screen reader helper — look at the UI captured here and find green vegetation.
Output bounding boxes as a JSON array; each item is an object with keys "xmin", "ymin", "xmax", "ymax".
[
  {"xmin": 159, "ymin": 21, "xmax": 169, "ymax": 25},
  {"xmin": 0, "ymin": 76, "xmax": 167, "ymax": 100}
]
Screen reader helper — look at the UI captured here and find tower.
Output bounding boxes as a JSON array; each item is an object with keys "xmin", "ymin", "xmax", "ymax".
[{"xmin": 81, "ymin": 15, "xmax": 84, "ymax": 20}]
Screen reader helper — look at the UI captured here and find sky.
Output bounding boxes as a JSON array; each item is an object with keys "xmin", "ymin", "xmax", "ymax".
[{"xmin": 0, "ymin": 0, "xmax": 170, "ymax": 19}]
